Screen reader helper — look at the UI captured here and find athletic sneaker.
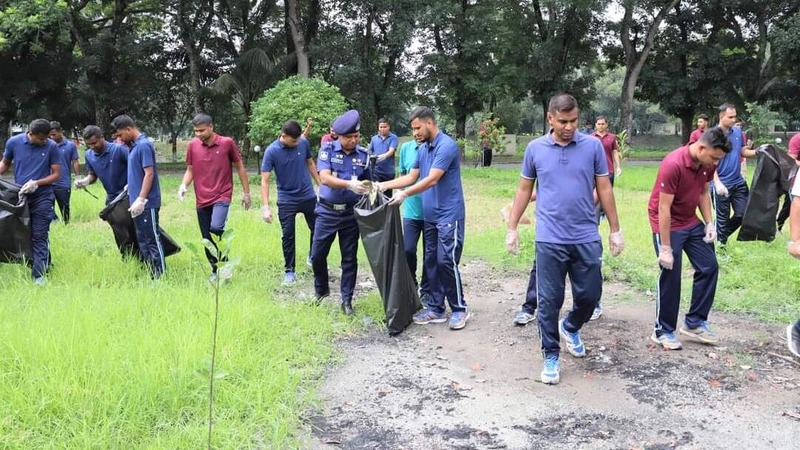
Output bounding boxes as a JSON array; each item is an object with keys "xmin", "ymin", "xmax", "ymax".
[
  {"xmin": 590, "ymin": 305, "xmax": 603, "ymax": 321},
  {"xmin": 33, "ymin": 277, "xmax": 46, "ymax": 286},
  {"xmin": 541, "ymin": 355, "xmax": 560, "ymax": 385},
  {"xmin": 559, "ymin": 318, "xmax": 586, "ymax": 357},
  {"xmin": 679, "ymin": 321, "xmax": 719, "ymax": 345},
  {"xmin": 208, "ymin": 272, "xmax": 218, "ymax": 284},
  {"xmin": 513, "ymin": 309, "xmax": 536, "ymax": 326},
  {"xmin": 306, "ymin": 256, "xmax": 313, "ymax": 267},
  {"xmin": 413, "ymin": 308, "xmax": 447, "ymax": 325},
  {"xmin": 650, "ymin": 330, "xmax": 683, "ymax": 350},
  {"xmin": 787, "ymin": 323, "xmax": 800, "ymax": 358},
  {"xmin": 449, "ymin": 311, "xmax": 470, "ymax": 330},
  {"xmin": 282, "ymin": 272, "xmax": 296, "ymax": 286}
]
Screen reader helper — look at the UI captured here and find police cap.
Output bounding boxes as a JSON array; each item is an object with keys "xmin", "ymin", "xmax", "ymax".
[{"xmin": 332, "ymin": 110, "xmax": 360, "ymax": 135}]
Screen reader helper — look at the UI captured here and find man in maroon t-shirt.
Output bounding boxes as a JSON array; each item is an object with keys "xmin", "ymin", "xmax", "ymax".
[
  {"xmin": 592, "ymin": 115, "xmax": 621, "ymax": 182},
  {"xmin": 688, "ymin": 114, "xmax": 709, "ymax": 144},
  {"xmin": 647, "ymin": 127, "xmax": 731, "ymax": 350},
  {"xmin": 776, "ymin": 133, "xmax": 800, "ymax": 231},
  {"xmin": 179, "ymin": 113, "xmax": 252, "ymax": 279}
]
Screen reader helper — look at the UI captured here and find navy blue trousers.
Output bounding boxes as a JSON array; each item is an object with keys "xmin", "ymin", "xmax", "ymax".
[
  {"xmin": 403, "ymin": 218, "xmax": 429, "ymax": 296},
  {"xmin": 653, "ymin": 222, "xmax": 718, "ymax": 336},
  {"xmin": 422, "ymin": 219, "xmax": 466, "ymax": 314},
  {"xmin": 536, "ymin": 241, "xmax": 603, "ymax": 358},
  {"xmin": 53, "ymin": 187, "xmax": 71, "ymax": 224},
  {"xmin": 29, "ymin": 191, "xmax": 55, "ymax": 278},
  {"xmin": 278, "ymin": 198, "xmax": 316, "ymax": 273},
  {"xmin": 196, "ymin": 202, "xmax": 230, "ymax": 272},
  {"xmin": 311, "ymin": 205, "xmax": 359, "ymax": 302},
  {"xmin": 715, "ymin": 181, "xmax": 748, "ymax": 244},
  {"xmin": 521, "ymin": 259, "xmax": 538, "ymax": 314},
  {"xmin": 133, "ymin": 208, "xmax": 165, "ymax": 279}
]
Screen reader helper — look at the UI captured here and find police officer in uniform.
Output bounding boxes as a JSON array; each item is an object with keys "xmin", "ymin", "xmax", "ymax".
[{"xmin": 312, "ymin": 110, "xmax": 371, "ymax": 315}]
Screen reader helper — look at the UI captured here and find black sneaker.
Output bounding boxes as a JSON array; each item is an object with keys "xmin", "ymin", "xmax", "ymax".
[{"xmin": 787, "ymin": 324, "xmax": 800, "ymax": 358}]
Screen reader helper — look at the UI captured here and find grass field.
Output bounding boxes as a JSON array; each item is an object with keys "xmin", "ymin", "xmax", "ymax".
[{"xmin": 0, "ymin": 165, "xmax": 798, "ymax": 448}]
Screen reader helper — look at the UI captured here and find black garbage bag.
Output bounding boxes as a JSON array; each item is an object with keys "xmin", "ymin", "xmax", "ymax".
[
  {"xmin": 739, "ymin": 144, "xmax": 798, "ymax": 242},
  {"xmin": 99, "ymin": 189, "xmax": 181, "ymax": 258},
  {"xmin": 0, "ymin": 179, "xmax": 32, "ymax": 263},
  {"xmin": 355, "ymin": 192, "xmax": 421, "ymax": 336}
]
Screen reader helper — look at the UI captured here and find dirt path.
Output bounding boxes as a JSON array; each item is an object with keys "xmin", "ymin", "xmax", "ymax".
[{"xmin": 302, "ymin": 261, "xmax": 800, "ymax": 449}]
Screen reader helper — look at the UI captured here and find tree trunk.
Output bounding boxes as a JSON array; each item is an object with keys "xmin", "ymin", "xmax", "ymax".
[
  {"xmin": 680, "ymin": 113, "xmax": 693, "ymax": 144},
  {"xmin": 286, "ymin": 0, "xmax": 310, "ymax": 77},
  {"xmin": 0, "ymin": 117, "xmax": 9, "ymax": 149}
]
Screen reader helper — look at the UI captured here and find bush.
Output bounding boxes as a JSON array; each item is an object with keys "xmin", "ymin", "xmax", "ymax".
[{"xmin": 249, "ymin": 76, "xmax": 348, "ymax": 150}]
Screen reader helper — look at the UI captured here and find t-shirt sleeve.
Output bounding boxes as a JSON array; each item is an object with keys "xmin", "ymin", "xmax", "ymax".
[
  {"xmin": 789, "ymin": 135, "xmax": 800, "ymax": 159},
  {"xmin": 412, "ymin": 144, "xmax": 422, "ymax": 170},
  {"xmin": 70, "ymin": 143, "xmax": 79, "ymax": 161},
  {"xmin": 389, "ymin": 135, "xmax": 398, "ymax": 150},
  {"xmin": 141, "ymin": 143, "xmax": 156, "ymax": 169},
  {"xmin": 48, "ymin": 143, "xmax": 60, "ymax": 166},
  {"xmin": 658, "ymin": 161, "xmax": 681, "ymax": 195},
  {"xmin": 185, "ymin": 142, "xmax": 194, "ymax": 165},
  {"xmin": 431, "ymin": 141, "xmax": 457, "ymax": 171},
  {"xmin": 302, "ymin": 138, "xmax": 312, "ymax": 160},
  {"xmin": 85, "ymin": 155, "xmax": 95, "ymax": 175},
  {"xmin": 260, "ymin": 146, "xmax": 273, "ymax": 172},
  {"xmin": 594, "ymin": 141, "xmax": 608, "ymax": 176},
  {"xmin": 3, "ymin": 139, "xmax": 14, "ymax": 161},
  {"xmin": 521, "ymin": 143, "xmax": 536, "ymax": 180},
  {"xmin": 228, "ymin": 138, "xmax": 243, "ymax": 163},
  {"xmin": 792, "ymin": 172, "xmax": 800, "ymax": 197},
  {"xmin": 611, "ymin": 135, "xmax": 618, "ymax": 151},
  {"xmin": 317, "ymin": 145, "xmax": 332, "ymax": 172}
]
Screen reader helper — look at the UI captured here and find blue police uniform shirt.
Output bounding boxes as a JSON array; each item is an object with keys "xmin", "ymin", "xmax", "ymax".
[
  {"xmin": 86, "ymin": 142, "xmax": 129, "ymax": 200},
  {"xmin": 127, "ymin": 134, "xmax": 161, "ymax": 208},
  {"xmin": 715, "ymin": 126, "xmax": 745, "ymax": 187},
  {"xmin": 398, "ymin": 140, "xmax": 423, "ymax": 221},
  {"xmin": 2, "ymin": 134, "xmax": 59, "ymax": 193},
  {"xmin": 369, "ymin": 132, "xmax": 398, "ymax": 177},
  {"xmin": 412, "ymin": 131, "xmax": 465, "ymax": 223},
  {"xmin": 316, "ymin": 141, "xmax": 371, "ymax": 206},
  {"xmin": 522, "ymin": 131, "xmax": 607, "ymax": 245},
  {"xmin": 261, "ymin": 136, "xmax": 316, "ymax": 204},
  {"xmin": 54, "ymin": 139, "xmax": 79, "ymax": 188}
]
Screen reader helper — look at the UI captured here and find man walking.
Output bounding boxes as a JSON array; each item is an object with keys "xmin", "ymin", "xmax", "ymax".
[
  {"xmin": 0, "ymin": 119, "xmax": 61, "ymax": 284},
  {"xmin": 648, "ymin": 127, "xmax": 731, "ymax": 350},
  {"xmin": 379, "ymin": 107, "xmax": 470, "ymax": 331},
  {"xmin": 48, "ymin": 121, "xmax": 80, "ymax": 224},
  {"xmin": 113, "ymin": 115, "xmax": 165, "ymax": 279},
  {"xmin": 179, "ymin": 114, "xmax": 251, "ymax": 279},
  {"xmin": 505, "ymin": 94, "xmax": 624, "ymax": 384},
  {"xmin": 312, "ymin": 110, "xmax": 371, "ymax": 315},
  {"xmin": 75, "ymin": 125, "xmax": 129, "ymax": 205},
  {"xmin": 261, "ymin": 119, "xmax": 320, "ymax": 285}
]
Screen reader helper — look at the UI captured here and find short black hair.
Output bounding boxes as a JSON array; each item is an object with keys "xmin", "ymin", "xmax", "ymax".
[
  {"xmin": 29, "ymin": 119, "xmax": 51, "ymax": 136},
  {"xmin": 409, "ymin": 106, "xmax": 436, "ymax": 124},
  {"xmin": 717, "ymin": 103, "xmax": 736, "ymax": 116},
  {"xmin": 596, "ymin": 115, "xmax": 608, "ymax": 123},
  {"xmin": 698, "ymin": 114, "xmax": 709, "ymax": 121},
  {"xmin": 281, "ymin": 120, "xmax": 302, "ymax": 139},
  {"xmin": 111, "ymin": 115, "xmax": 136, "ymax": 130},
  {"xmin": 49, "ymin": 121, "xmax": 62, "ymax": 131},
  {"xmin": 378, "ymin": 118, "xmax": 390, "ymax": 126},
  {"xmin": 699, "ymin": 127, "xmax": 732, "ymax": 153},
  {"xmin": 548, "ymin": 93, "xmax": 578, "ymax": 114},
  {"xmin": 192, "ymin": 113, "xmax": 213, "ymax": 127},
  {"xmin": 83, "ymin": 125, "xmax": 103, "ymax": 139}
]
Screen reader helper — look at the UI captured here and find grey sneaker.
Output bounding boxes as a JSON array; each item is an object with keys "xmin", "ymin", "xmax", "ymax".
[
  {"xmin": 590, "ymin": 305, "xmax": 603, "ymax": 321},
  {"xmin": 33, "ymin": 277, "xmax": 46, "ymax": 286},
  {"xmin": 513, "ymin": 309, "xmax": 536, "ymax": 326},
  {"xmin": 559, "ymin": 319, "xmax": 586, "ymax": 357},
  {"xmin": 679, "ymin": 322, "xmax": 719, "ymax": 345},
  {"xmin": 540, "ymin": 356, "xmax": 560, "ymax": 385},
  {"xmin": 449, "ymin": 311, "xmax": 470, "ymax": 330},
  {"xmin": 282, "ymin": 271, "xmax": 297, "ymax": 286},
  {"xmin": 651, "ymin": 330, "xmax": 683, "ymax": 350},
  {"xmin": 413, "ymin": 308, "xmax": 447, "ymax": 325}
]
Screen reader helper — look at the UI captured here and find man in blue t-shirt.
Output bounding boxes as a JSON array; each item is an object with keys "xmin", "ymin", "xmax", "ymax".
[
  {"xmin": 712, "ymin": 103, "xmax": 758, "ymax": 245},
  {"xmin": 368, "ymin": 119, "xmax": 398, "ymax": 192},
  {"xmin": 48, "ymin": 121, "xmax": 80, "ymax": 224},
  {"xmin": 75, "ymin": 125, "xmax": 130, "ymax": 205},
  {"xmin": 505, "ymin": 93, "xmax": 624, "ymax": 385},
  {"xmin": 397, "ymin": 137, "xmax": 429, "ymax": 302},
  {"xmin": 113, "ymin": 115, "xmax": 164, "ymax": 279},
  {"xmin": 0, "ymin": 118, "xmax": 61, "ymax": 284},
  {"xmin": 261, "ymin": 120, "xmax": 321, "ymax": 286},
  {"xmin": 379, "ymin": 107, "xmax": 469, "ymax": 331}
]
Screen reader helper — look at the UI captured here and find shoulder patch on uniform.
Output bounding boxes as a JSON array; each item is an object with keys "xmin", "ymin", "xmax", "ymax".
[{"xmin": 320, "ymin": 150, "xmax": 329, "ymax": 161}]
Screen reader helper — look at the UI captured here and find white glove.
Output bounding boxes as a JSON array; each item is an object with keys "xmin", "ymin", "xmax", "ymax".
[
  {"xmin": 74, "ymin": 177, "xmax": 89, "ymax": 189},
  {"xmin": 347, "ymin": 180, "xmax": 369, "ymax": 195},
  {"xmin": 387, "ymin": 189, "xmax": 407, "ymax": 205},
  {"xmin": 506, "ymin": 228, "xmax": 519, "ymax": 255},
  {"xmin": 375, "ymin": 182, "xmax": 387, "ymax": 192},
  {"xmin": 261, "ymin": 205, "xmax": 272, "ymax": 223},
  {"xmin": 19, "ymin": 180, "xmax": 38, "ymax": 195},
  {"xmin": 178, "ymin": 184, "xmax": 187, "ymax": 202},
  {"xmin": 615, "ymin": 166, "xmax": 622, "ymax": 177},
  {"xmin": 128, "ymin": 197, "xmax": 147, "ymax": 218},
  {"xmin": 609, "ymin": 230, "xmax": 625, "ymax": 256},
  {"xmin": 703, "ymin": 222, "xmax": 717, "ymax": 244},
  {"xmin": 242, "ymin": 192, "xmax": 252, "ymax": 210},
  {"xmin": 658, "ymin": 245, "xmax": 674, "ymax": 270},
  {"xmin": 714, "ymin": 180, "xmax": 728, "ymax": 197}
]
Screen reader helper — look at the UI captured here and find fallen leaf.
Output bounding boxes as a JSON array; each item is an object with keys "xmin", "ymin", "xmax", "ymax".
[
  {"xmin": 707, "ymin": 352, "xmax": 719, "ymax": 360},
  {"xmin": 708, "ymin": 379, "xmax": 722, "ymax": 388},
  {"xmin": 470, "ymin": 362, "xmax": 485, "ymax": 372}
]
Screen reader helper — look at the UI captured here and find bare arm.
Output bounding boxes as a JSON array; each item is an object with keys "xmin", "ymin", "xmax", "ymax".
[
  {"xmin": 234, "ymin": 160, "xmax": 250, "ymax": 194},
  {"xmin": 306, "ymin": 158, "xmax": 321, "ymax": 186},
  {"xmin": 260, "ymin": 171, "xmax": 271, "ymax": 206},
  {"xmin": 658, "ymin": 192, "xmax": 675, "ymax": 247},
  {"xmin": 507, "ymin": 177, "xmax": 535, "ymax": 230},
  {"xmin": 379, "ymin": 169, "xmax": 420, "ymax": 190},
  {"xmin": 698, "ymin": 182, "xmax": 713, "ymax": 223},
  {"xmin": 0, "ymin": 158, "xmax": 9, "ymax": 174},
  {"xmin": 742, "ymin": 147, "xmax": 758, "ymax": 158},
  {"xmin": 138, "ymin": 166, "xmax": 154, "ymax": 199},
  {"xmin": 72, "ymin": 159, "xmax": 80, "ymax": 177},
  {"xmin": 613, "ymin": 149, "xmax": 621, "ymax": 173},
  {"xmin": 181, "ymin": 166, "xmax": 194, "ymax": 187},
  {"xmin": 404, "ymin": 168, "xmax": 444, "ymax": 197},
  {"xmin": 596, "ymin": 176, "xmax": 620, "ymax": 232}
]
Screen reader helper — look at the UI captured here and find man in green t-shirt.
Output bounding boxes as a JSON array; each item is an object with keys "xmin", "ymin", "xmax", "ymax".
[{"xmin": 398, "ymin": 138, "xmax": 430, "ymax": 303}]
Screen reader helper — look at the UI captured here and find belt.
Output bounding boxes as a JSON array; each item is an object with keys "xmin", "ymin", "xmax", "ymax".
[{"xmin": 318, "ymin": 198, "xmax": 354, "ymax": 211}]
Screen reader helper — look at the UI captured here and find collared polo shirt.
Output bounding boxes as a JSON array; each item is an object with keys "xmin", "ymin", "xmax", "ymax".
[
  {"xmin": 85, "ymin": 141, "xmax": 129, "ymax": 201},
  {"xmin": 54, "ymin": 138, "xmax": 79, "ymax": 188},
  {"xmin": 261, "ymin": 136, "xmax": 315, "ymax": 205},
  {"xmin": 592, "ymin": 131, "xmax": 618, "ymax": 173},
  {"xmin": 3, "ymin": 134, "xmax": 59, "ymax": 194},
  {"xmin": 647, "ymin": 146, "xmax": 715, "ymax": 233},
  {"xmin": 689, "ymin": 128, "xmax": 704, "ymax": 144},
  {"xmin": 788, "ymin": 133, "xmax": 800, "ymax": 160},
  {"xmin": 369, "ymin": 132, "xmax": 398, "ymax": 177},
  {"xmin": 413, "ymin": 131, "xmax": 465, "ymax": 223},
  {"xmin": 316, "ymin": 141, "xmax": 370, "ymax": 205},
  {"xmin": 127, "ymin": 133, "xmax": 161, "ymax": 208},
  {"xmin": 716, "ymin": 126, "xmax": 744, "ymax": 187},
  {"xmin": 186, "ymin": 134, "xmax": 243, "ymax": 208},
  {"xmin": 521, "ymin": 132, "xmax": 607, "ymax": 244},
  {"xmin": 398, "ymin": 140, "xmax": 423, "ymax": 221}
]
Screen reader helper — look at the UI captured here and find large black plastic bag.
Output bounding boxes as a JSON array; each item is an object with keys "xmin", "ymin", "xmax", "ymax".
[
  {"xmin": 99, "ymin": 189, "xmax": 181, "ymax": 258},
  {"xmin": 739, "ymin": 144, "xmax": 797, "ymax": 242},
  {"xmin": 0, "ymin": 179, "xmax": 32, "ymax": 263},
  {"xmin": 355, "ymin": 192, "xmax": 421, "ymax": 336}
]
